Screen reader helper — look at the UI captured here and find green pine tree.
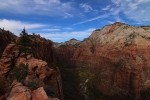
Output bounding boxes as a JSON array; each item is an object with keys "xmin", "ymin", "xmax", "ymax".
[{"xmin": 18, "ymin": 28, "xmax": 32, "ymax": 55}]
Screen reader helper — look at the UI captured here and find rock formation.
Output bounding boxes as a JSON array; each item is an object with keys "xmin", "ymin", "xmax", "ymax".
[
  {"xmin": 0, "ymin": 28, "xmax": 16, "ymax": 58},
  {"xmin": 0, "ymin": 30, "xmax": 62, "ymax": 100},
  {"xmin": 0, "ymin": 22, "xmax": 150, "ymax": 100},
  {"xmin": 54, "ymin": 38, "xmax": 80, "ymax": 48},
  {"xmin": 6, "ymin": 81, "xmax": 31, "ymax": 100},
  {"xmin": 29, "ymin": 35, "xmax": 54, "ymax": 67},
  {"xmin": 32, "ymin": 87, "xmax": 49, "ymax": 100},
  {"xmin": 55, "ymin": 22, "xmax": 150, "ymax": 100}
]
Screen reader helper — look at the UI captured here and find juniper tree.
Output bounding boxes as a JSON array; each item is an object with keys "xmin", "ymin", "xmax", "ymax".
[{"xmin": 18, "ymin": 28, "xmax": 32, "ymax": 56}]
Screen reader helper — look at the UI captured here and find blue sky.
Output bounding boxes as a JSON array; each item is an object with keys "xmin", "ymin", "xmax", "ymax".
[{"xmin": 0, "ymin": 0, "xmax": 149, "ymax": 42}]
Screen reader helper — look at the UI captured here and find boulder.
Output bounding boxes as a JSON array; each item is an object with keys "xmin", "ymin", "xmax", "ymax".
[
  {"xmin": 16, "ymin": 57, "xmax": 54, "ymax": 81},
  {"xmin": 32, "ymin": 87, "xmax": 49, "ymax": 100},
  {"xmin": 6, "ymin": 81, "xmax": 31, "ymax": 100}
]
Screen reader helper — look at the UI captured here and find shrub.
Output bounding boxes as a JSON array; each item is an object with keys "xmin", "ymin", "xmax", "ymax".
[
  {"xmin": 44, "ymin": 86, "xmax": 55, "ymax": 97},
  {"xmin": 141, "ymin": 89, "xmax": 150, "ymax": 100},
  {"xmin": 124, "ymin": 33, "xmax": 136, "ymax": 46},
  {"xmin": 78, "ymin": 68, "xmax": 95, "ymax": 83},
  {"xmin": 26, "ymin": 76, "xmax": 43, "ymax": 90},
  {"xmin": 8, "ymin": 63, "xmax": 29, "ymax": 82},
  {"xmin": 78, "ymin": 67, "xmax": 101, "ymax": 100},
  {"xmin": 0, "ymin": 79, "xmax": 6, "ymax": 95}
]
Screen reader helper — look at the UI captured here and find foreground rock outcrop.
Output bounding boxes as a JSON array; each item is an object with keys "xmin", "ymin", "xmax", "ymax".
[
  {"xmin": 0, "ymin": 29, "xmax": 62, "ymax": 100},
  {"xmin": 6, "ymin": 81, "xmax": 31, "ymax": 100},
  {"xmin": 32, "ymin": 87, "xmax": 49, "ymax": 100},
  {"xmin": 0, "ymin": 43, "xmax": 61, "ymax": 100},
  {"xmin": 6, "ymin": 82, "xmax": 59, "ymax": 100}
]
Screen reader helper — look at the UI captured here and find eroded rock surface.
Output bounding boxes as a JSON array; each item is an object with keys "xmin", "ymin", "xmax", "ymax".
[
  {"xmin": 6, "ymin": 81, "xmax": 31, "ymax": 100},
  {"xmin": 55, "ymin": 22, "xmax": 150, "ymax": 100},
  {"xmin": 32, "ymin": 87, "xmax": 49, "ymax": 100}
]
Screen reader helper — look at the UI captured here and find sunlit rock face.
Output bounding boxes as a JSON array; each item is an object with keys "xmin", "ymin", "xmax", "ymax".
[
  {"xmin": 56, "ymin": 22, "xmax": 150, "ymax": 100},
  {"xmin": 6, "ymin": 81, "xmax": 31, "ymax": 100}
]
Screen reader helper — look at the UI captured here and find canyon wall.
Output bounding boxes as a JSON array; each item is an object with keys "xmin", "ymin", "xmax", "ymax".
[{"xmin": 55, "ymin": 22, "xmax": 150, "ymax": 100}]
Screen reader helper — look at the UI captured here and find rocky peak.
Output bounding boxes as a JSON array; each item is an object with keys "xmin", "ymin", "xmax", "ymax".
[
  {"xmin": 86, "ymin": 22, "xmax": 149, "ymax": 47},
  {"xmin": 111, "ymin": 22, "xmax": 127, "ymax": 26},
  {"xmin": 54, "ymin": 38, "xmax": 80, "ymax": 48},
  {"xmin": 64, "ymin": 38, "xmax": 80, "ymax": 45}
]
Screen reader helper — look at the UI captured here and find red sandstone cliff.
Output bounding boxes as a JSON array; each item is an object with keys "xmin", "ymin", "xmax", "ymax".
[{"xmin": 55, "ymin": 22, "xmax": 150, "ymax": 100}]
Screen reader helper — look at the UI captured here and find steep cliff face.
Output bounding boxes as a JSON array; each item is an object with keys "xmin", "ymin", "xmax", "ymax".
[
  {"xmin": 56, "ymin": 22, "xmax": 150, "ymax": 100},
  {"xmin": 54, "ymin": 45, "xmax": 83, "ymax": 100},
  {"xmin": 29, "ymin": 35, "xmax": 55, "ymax": 67}
]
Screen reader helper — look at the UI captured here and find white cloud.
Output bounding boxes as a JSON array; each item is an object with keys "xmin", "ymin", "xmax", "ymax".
[
  {"xmin": 0, "ymin": 19, "xmax": 46, "ymax": 35},
  {"xmin": 0, "ymin": 18, "xmax": 95, "ymax": 42},
  {"xmin": 40, "ymin": 28, "xmax": 95, "ymax": 42},
  {"xmin": 64, "ymin": 12, "xmax": 73, "ymax": 18},
  {"xmin": 34, "ymin": 0, "xmax": 61, "ymax": 4},
  {"xmin": 124, "ymin": 0, "xmax": 150, "ymax": 22},
  {"xmin": 111, "ymin": 0, "xmax": 122, "ymax": 6},
  {"xmin": 102, "ymin": 5, "xmax": 111, "ymax": 11},
  {"xmin": 62, "ymin": 27, "xmax": 73, "ymax": 31},
  {"xmin": 73, "ymin": 0, "xmax": 150, "ymax": 26},
  {"xmin": 110, "ymin": 0, "xmax": 150, "ymax": 22},
  {"xmin": 31, "ymin": 28, "xmax": 61, "ymax": 32},
  {"xmin": 80, "ymin": 3, "xmax": 93, "ymax": 12},
  {"xmin": 73, "ymin": 14, "xmax": 109, "ymax": 26},
  {"xmin": 0, "ymin": 0, "xmax": 74, "ymax": 18}
]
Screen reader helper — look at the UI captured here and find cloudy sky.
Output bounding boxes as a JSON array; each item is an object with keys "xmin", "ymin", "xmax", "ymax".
[{"xmin": 0, "ymin": 0, "xmax": 149, "ymax": 42}]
